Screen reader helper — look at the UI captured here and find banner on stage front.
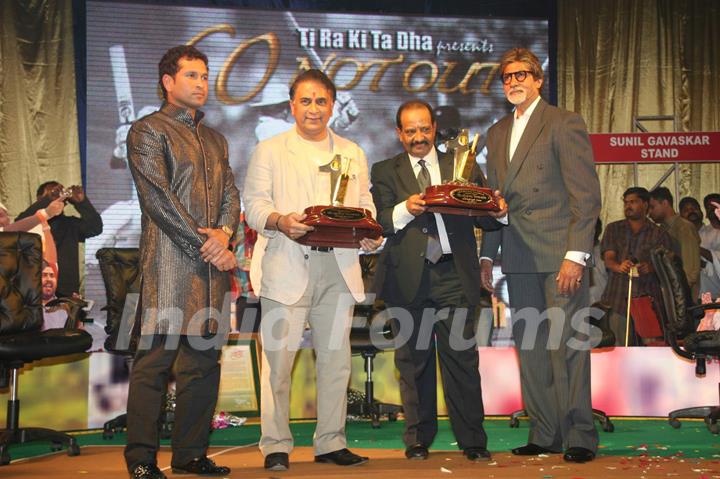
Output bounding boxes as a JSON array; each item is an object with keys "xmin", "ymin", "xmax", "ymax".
[{"xmin": 590, "ymin": 132, "xmax": 720, "ymax": 163}]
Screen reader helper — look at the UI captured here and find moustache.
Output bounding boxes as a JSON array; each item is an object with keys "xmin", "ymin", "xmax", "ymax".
[{"xmin": 411, "ymin": 140, "xmax": 429, "ymax": 147}]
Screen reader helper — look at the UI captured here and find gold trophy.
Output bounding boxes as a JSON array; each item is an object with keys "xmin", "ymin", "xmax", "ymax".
[
  {"xmin": 297, "ymin": 154, "xmax": 382, "ymax": 248},
  {"xmin": 424, "ymin": 129, "xmax": 501, "ymax": 216}
]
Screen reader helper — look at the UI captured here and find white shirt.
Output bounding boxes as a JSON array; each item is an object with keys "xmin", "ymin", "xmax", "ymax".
[
  {"xmin": 509, "ymin": 95, "xmax": 541, "ymax": 161},
  {"xmin": 391, "ymin": 147, "xmax": 452, "ymax": 254},
  {"xmin": 482, "ymin": 95, "xmax": 587, "ymax": 266},
  {"xmin": 297, "ymin": 134, "xmax": 333, "ymax": 205}
]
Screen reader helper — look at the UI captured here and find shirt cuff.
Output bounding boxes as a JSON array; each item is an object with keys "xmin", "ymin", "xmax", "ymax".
[
  {"xmin": 392, "ymin": 201, "xmax": 415, "ymax": 233},
  {"xmin": 565, "ymin": 250, "xmax": 589, "ymax": 266},
  {"xmin": 496, "ymin": 214, "xmax": 508, "ymax": 225}
]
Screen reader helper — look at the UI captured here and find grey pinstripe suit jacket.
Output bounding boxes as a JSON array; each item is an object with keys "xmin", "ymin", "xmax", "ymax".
[{"xmin": 479, "ymin": 99, "xmax": 601, "ymax": 273}]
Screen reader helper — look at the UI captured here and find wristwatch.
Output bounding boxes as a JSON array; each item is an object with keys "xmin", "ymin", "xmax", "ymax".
[{"xmin": 220, "ymin": 225, "xmax": 234, "ymax": 238}]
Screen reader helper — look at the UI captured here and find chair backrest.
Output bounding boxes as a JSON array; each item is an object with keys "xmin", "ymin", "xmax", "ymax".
[
  {"xmin": 96, "ymin": 247, "xmax": 140, "ymax": 352},
  {"xmin": 650, "ymin": 246, "xmax": 695, "ymax": 341},
  {"xmin": 0, "ymin": 232, "xmax": 43, "ymax": 334}
]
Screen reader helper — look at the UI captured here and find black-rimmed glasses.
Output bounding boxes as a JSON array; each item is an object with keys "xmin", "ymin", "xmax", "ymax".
[{"xmin": 501, "ymin": 70, "xmax": 532, "ymax": 84}]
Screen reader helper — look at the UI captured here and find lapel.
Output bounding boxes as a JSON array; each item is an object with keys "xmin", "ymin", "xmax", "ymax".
[
  {"xmin": 493, "ymin": 115, "xmax": 513, "ymax": 188},
  {"xmin": 438, "ymin": 150, "xmax": 454, "ymax": 183},
  {"xmin": 503, "ymin": 99, "xmax": 548, "ymax": 193},
  {"xmin": 394, "ymin": 152, "xmax": 421, "ymax": 196}
]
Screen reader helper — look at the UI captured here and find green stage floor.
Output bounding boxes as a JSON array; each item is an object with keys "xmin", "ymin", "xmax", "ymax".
[{"xmin": 7, "ymin": 417, "xmax": 720, "ymax": 462}]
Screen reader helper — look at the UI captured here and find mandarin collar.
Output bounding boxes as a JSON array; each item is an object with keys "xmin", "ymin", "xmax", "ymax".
[{"xmin": 161, "ymin": 102, "xmax": 204, "ymax": 128}]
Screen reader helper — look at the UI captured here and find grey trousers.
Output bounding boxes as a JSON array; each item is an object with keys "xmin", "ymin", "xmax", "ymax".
[
  {"xmin": 258, "ymin": 250, "xmax": 354, "ymax": 456},
  {"xmin": 506, "ymin": 271, "xmax": 599, "ymax": 453}
]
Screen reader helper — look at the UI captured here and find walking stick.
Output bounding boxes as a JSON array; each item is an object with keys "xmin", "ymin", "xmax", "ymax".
[{"xmin": 625, "ymin": 264, "xmax": 639, "ymax": 347}]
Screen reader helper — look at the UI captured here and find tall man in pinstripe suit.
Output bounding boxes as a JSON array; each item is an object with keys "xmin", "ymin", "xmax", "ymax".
[{"xmin": 479, "ymin": 48, "xmax": 601, "ymax": 463}]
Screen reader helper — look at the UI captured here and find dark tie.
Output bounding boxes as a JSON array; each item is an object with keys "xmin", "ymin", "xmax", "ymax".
[{"xmin": 417, "ymin": 159, "xmax": 443, "ymax": 263}]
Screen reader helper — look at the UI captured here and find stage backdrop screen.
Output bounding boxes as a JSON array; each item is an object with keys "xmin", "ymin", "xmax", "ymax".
[{"xmin": 84, "ymin": 0, "xmax": 548, "ymax": 348}]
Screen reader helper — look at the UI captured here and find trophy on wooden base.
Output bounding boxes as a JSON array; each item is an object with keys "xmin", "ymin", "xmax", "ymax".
[
  {"xmin": 424, "ymin": 129, "xmax": 501, "ymax": 216},
  {"xmin": 296, "ymin": 154, "xmax": 383, "ymax": 248}
]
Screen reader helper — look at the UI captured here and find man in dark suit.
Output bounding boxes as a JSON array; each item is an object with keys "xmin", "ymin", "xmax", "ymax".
[
  {"xmin": 371, "ymin": 100, "xmax": 505, "ymax": 462},
  {"xmin": 479, "ymin": 48, "xmax": 601, "ymax": 463}
]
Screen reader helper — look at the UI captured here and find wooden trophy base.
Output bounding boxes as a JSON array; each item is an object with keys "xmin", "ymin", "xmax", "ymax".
[
  {"xmin": 424, "ymin": 183, "xmax": 500, "ymax": 216},
  {"xmin": 297, "ymin": 205, "xmax": 383, "ymax": 248}
]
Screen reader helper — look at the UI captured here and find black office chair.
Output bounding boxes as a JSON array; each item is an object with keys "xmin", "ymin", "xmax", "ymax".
[
  {"xmin": 0, "ymin": 232, "xmax": 92, "ymax": 465},
  {"xmin": 95, "ymin": 247, "xmax": 141, "ymax": 439},
  {"xmin": 651, "ymin": 246, "xmax": 720, "ymax": 434},
  {"xmin": 348, "ymin": 254, "xmax": 402, "ymax": 428}
]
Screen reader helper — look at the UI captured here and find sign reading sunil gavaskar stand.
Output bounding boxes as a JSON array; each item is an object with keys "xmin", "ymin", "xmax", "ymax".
[{"xmin": 591, "ymin": 132, "xmax": 720, "ymax": 163}]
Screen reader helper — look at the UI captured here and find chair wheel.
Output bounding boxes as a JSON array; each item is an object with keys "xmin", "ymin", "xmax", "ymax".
[
  {"xmin": 604, "ymin": 422, "xmax": 615, "ymax": 433},
  {"xmin": 669, "ymin": 418, "xmax": 681, "ymax": 429},
  {"xmin": 68, "ymin": 444, "xmax": 81, "ymax": 456},
  {"xmin": 388, "ymin": 412, "xmax": 397, "ymax": 422},
  {"xmin": 0, "ymin": 449, "xmax": 10, "ymax": 466},
  {"xmin": 509, "ymin": 418, "xmax": 519, "ymax": 428}
]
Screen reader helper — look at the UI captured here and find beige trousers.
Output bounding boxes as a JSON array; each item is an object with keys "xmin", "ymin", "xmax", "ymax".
[{"xmin": 259, "ymin": 250, "xmax": 355, "ymax": 456}]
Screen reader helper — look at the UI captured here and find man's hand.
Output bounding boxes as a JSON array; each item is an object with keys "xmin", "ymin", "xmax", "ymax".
[
  {"xmin": 480, "ymin": 258, "xmax": 494, "ymax": 292},
  {"xmin": 488, "ymin": 190, "xmax": 508, "ymax": 218},
  {"xmin": 556, "ymin": 258, "xmax": 584, "ymax": 297},
  {"xmin": 636, "ymin": 262, "xmax": 652, "ymax": 275},
  {"xmin": 209, "ymin": 249, "xmax": 237, "ymax": 272},
  {"xmin": 359, "ymin": 236, "xmax": 383, "ymax": 252},
  {"xmin": 277, "ymin": 212, "xmax": 314, "ymax": 240},
  {"xmin": 614, "ymin": 259, "xmax": 635, "ymax": 274},
  {"xmin": 405, "ymin": 193, "xmax": 427, "ymax": 216},
  {"xmin": 711, "ymin": 201, "xmax": 720, "ymax": 221},
  {"xmin": 46, "ymin": 198, "xmax": 65, "ymax": 218},
  {"xmin": 68, "ymin": 185, "xmax": 85, "ymax": 204},
  {"xmin": 198, "ymin": 227, "xmax": 231, "ymax": 262}
]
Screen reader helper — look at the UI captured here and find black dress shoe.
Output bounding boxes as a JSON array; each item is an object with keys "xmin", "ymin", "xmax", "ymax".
[
  {"xmin": 511, "ymin": 443, "xmax": 559, "ymax": 456},
  {"xmin": 171, "ymin": 456, "xmax": 231, "ymax": 476},
  {"xmin": 464, "ymin": 447, "xmax": 492, "ymax": 462},
  {"xmin": 563, "ymin": 446, "xmax": 595, "ymax": 463},
  {"xmin": 129, "ymin": 463, "xmax": 166, "ymax": 479},
  {"xmin": 315, "ymin": 448, "xmax": 369, "ymax": 466},
  {"xmin": 405, "ymin": 443, "xmax": 429, "ymax": 460},
  {"xmin": 264, "ymin": 452, "xmax": 289, "ymax": 471}
]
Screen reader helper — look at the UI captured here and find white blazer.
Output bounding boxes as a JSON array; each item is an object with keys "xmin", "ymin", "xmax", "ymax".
[{"xmin": 243, "ymin": 126, "xmax": 376, "ymax": 305}]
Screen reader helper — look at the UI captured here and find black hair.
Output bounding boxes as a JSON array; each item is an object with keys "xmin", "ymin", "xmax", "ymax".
[
  {"xmin": 289, "ymin": 69, "xmax": 336, "ymax": 102},
  {"xmin": 623, "ymin": 186, "xmax": 650, "ymax": 203},
  {"xmin": 158, "ymin": 45, "xmax": 209, "ymax": 100},
  {"xmin": 395, "ymin": 100, "xmax": 436, "ymax": 129}
]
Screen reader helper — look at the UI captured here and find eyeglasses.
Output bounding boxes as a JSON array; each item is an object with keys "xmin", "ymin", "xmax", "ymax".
[{"xmin": 501, "ymin": 70, "xmax": 532, "ymax": 84}]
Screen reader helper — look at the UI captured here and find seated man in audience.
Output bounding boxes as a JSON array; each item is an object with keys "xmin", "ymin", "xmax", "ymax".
[
  {"xmin": 679, "ymin": 196, "xmax": 704, "ymax": 231},
  {"xmin": 41, "ymin": 261, "xmax": 68, "ymax": 330},
  {"xmin": 16, "ymin": 181, "xmax": 103, "ymax": 297},
  {"xmin": 600, "ymin": 187, "xmax": 672, "ymax": 345},
  {"xmin": 699, "ymin": 193, "xmax": 720, "ymax": 298},
  {"xmin": 649, "ymin": 187, "xmax": 701, "ymax": 300}
]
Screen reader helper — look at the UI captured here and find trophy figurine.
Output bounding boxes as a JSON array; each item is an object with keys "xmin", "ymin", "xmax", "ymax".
[
  {"xmin": 423, "ymin": 130, "xmax": 501, "ymax": 216},
  {"xmin": 296, "ymin": 154, "xmax": 383, "ymax": 248}
]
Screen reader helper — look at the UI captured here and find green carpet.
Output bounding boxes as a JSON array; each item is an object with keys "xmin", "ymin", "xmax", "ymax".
[{"xmin": 7, "ymin": 417, "xmax": 720, "ymax": 462}]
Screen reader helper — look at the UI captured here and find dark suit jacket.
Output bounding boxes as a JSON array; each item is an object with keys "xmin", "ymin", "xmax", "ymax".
[
  {"xmin": 479, "ymin": 99, "xmax": 601, "ymax": 273},
  {"xmin": 371, "ymin": 149, "xmax": 499, "ymax": 306}
]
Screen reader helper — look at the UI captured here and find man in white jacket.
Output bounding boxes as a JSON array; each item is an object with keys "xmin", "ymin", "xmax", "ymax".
[{"xmin": 243, "ymin": 69, "xmax": 380, "ymax": 472}]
